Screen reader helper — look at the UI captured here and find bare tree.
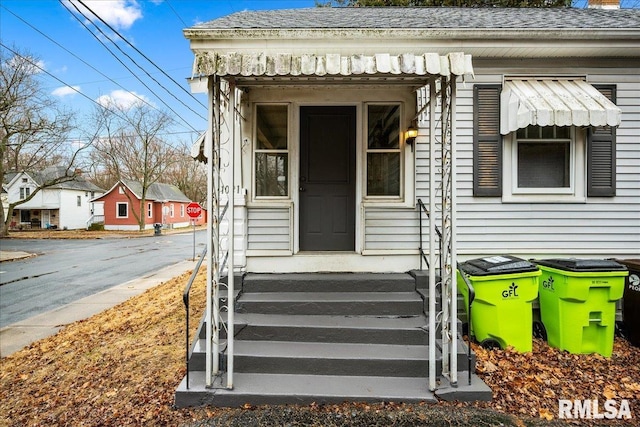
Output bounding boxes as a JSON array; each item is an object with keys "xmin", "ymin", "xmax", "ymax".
[
  {"xmin": 163, "ymin": 141, "xmax": 207, "ymax": 206},
  {"xmin": 0, "ymin": 46, "xmax": 91, "ymax": 237},
  {"xmin": 90, "ymin": 100, "xmax": 176, "ymax": 231}
]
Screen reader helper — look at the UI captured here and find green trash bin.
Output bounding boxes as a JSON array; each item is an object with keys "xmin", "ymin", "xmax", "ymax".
[
  {"xmin": 458, "ymin": 255, "xmax": 540, "ymax": 352},
  {"xmin": 535, "ymin": 258, "xmax": 628, "ymax": 357}
]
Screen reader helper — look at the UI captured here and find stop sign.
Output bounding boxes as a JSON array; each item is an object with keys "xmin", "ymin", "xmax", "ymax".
[{"xmin": 186, "ymin": 202, "xmax": 202, "ymax": 218}]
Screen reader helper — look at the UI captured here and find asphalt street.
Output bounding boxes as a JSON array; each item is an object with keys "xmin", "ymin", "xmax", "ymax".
[{"xmin": 0, "ymin": 230, "xmax": 206, "ymax": 328}]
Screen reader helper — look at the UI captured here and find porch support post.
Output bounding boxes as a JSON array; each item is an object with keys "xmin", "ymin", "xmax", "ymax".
[
  {"xmin": 449, "ymin": 77, "xmax": 458, "ymax": 386},
  {"xmin": 206, "ymin": 75, "xmax": 222, "ymax": 387},
  {"xmin": 441, "ymin": 77, "xmax": 451, "ymax": 384},
  {"xmin": 428, "ymin": 78, "xmax": 437, "ymax": 392},
  {"xmin": 226, "ymin": 78, "xmax": 236, "ymax": 390},
  {"xmin": 440, "ymin": 76, "xmax": 458, "ymax": 387}
]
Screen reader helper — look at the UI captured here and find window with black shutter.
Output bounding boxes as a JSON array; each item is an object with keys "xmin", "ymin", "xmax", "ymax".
[
  {"xmin": 473, "ymin": 85, "xmax": 502, "ymax": 197},
  {"xmin": 473, "ymin": 83, "xmax": 617, "ymax": 200},
  {"xmin": 588, "ymin": 85, "xmax": 617, "ymax": 197}
]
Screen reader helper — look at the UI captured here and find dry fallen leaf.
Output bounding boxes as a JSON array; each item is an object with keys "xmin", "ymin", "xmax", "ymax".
[{"xmin": 538, "ymin": 408, "xmax": 554, "ymax": 420}]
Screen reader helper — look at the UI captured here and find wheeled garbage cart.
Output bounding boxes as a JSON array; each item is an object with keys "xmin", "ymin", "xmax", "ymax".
[
  {"xmin": 458, "ymin": 255, "xmax": 540, "ymax": 352},
  {"xmin": 535, "ymin": 258, "xmax": 628, "ymax": 357},
  {"xmin": 615, "ymin": 259, "xmax": 640, "ymax": 348}
]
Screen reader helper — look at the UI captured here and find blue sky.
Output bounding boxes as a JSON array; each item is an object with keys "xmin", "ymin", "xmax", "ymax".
[
  {"xmin": 1, "ymin": 0, "xmax": 637, "ymax": 147},
  {"xmin": 1, "ymin": 0, "xmax": 317, "ymax": 146}
]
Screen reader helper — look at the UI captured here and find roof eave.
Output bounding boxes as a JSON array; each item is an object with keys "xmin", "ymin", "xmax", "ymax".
[{"xmin": 184, "ymin": 27, "xmax": 640, "ymax": 41}]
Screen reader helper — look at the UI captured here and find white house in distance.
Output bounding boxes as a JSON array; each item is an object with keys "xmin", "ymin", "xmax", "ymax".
[
  {"xmin": 177, "ymin": 3, "xmax": 640, "ymax": 408},
  {"xmin": 5, "ymin": 167, "xmax": 104, "ymax": 230}
]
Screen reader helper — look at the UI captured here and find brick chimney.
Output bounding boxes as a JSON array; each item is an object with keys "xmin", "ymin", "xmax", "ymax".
[{"xmin": 588, "ymin": 0, "xmax": 620, "ymax": 9}]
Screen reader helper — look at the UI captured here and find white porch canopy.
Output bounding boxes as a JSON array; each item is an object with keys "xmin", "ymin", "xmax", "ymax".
[
  {"xmin": 193, "ymin": 51, "xmax": 474, "ymax": 78},
  {"xmin": 500, "ymin": 78, "xmax": 622, "ymax": 135}
]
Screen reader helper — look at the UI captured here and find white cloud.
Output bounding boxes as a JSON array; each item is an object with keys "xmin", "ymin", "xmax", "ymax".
[
  {"xmin": 52, "ymin": 86, "xmax": 80, "ymax": 97},
  {"xmin": 8, "ymin": 56, "xmax": 45, "ymax": 75},
  {"xmin": 67, "ymin": 0, "xmax": 142, "ymax": 30},
  {"xmin": 96, "ymin": 90, "xmax": 149, "ymax": 110}
]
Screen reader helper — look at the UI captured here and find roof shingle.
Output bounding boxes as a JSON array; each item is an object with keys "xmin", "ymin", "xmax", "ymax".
[{"xmin": 193, "ymin": 7, "xmax": 640, "ymax": 31}]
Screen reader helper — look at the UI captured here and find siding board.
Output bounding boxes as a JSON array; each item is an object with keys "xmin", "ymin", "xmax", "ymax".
[{"xmin": 247, "ymin": 207, "xmax": 291, "ymax": 251}]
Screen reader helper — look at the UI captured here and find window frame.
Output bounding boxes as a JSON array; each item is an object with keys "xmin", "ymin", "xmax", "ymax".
[
  {"xmin": 19, "ymin": 187, "xmax": 30, "ymax": 200},
  {"xmin": 364, "ymin": 102, "xmax": 404, "ymax": 201},
  {"xmin": 253, "ymin": 103, "xmax": 290, "ymax": 201},
  {"xmin": 116, "ymin": 202, "xmax": 128, "ymax": 218},
  {"xmin": 147, "ymin": 202, "xmax": 153, "ymax": 219},
  {"xmin": 503, "ymin": 125, "xmax": 586, "ymax": 203},
  {"xmin": 77, "ymin": 195, "xmax": 82, "ymax": 207}
]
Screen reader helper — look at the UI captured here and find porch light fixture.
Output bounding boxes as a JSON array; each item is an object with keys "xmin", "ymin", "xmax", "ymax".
[{"xmin": 405, "ymin": 124, "xmax": 418, "ymax": 150}]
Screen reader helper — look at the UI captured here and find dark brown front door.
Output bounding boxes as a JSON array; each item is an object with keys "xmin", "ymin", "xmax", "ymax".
[{"xmin": 299, "ymin": 106, "xmax": 356, "ymax": 251}]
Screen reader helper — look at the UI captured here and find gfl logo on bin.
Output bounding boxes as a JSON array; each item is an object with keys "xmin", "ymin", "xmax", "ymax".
[
  {"xmin": 502, "ymin": 283, "xmax": 519, "ymax": 298},
  {"xmin": 543, "ymin": 276, "xmax": 555, "ymax": 292}
]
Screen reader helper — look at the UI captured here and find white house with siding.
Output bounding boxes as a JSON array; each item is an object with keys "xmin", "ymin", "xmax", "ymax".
[
  {"xmin": 188, "ymin": 6, "xmax": 639, "ymax": 273},
  {"xmin": 177, "ymin": 5, "xmax": 640, "ymax": 407},
  {"xmin": 6, "ymin": 167, "xmax": 104, "ymax": 230}
]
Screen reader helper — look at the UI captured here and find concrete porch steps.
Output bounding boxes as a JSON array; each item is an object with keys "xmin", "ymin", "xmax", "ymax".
[{"xmin": 175, "ymin": 272, "xmax": 492, "ymax": 407}]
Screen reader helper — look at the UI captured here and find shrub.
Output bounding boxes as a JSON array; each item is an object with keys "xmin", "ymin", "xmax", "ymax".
[{"xmin": 88, "ymin": 222, "xmax": 105, "ymax": 231}]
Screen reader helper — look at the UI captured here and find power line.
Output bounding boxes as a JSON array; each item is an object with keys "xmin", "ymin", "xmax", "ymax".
[
  {"xmin": 61, "ymin": 0, "xmax": 201, "ymax": 133},
  {"xmin": 165, "ymin": 0, "xmax": 188, "ymax": 27},
  {"xmin": 1, "ymin": 5, "xmax": 157, "ymax": 116},
  {"xmin": 2, "ymin": 44, "xmax": 202, "ymax": 153},
  {"xmin": 74, "ymin": 0, "xmax": 207, "ymax": 114},
  {"xmin": 0, "ymin": 42, "xmax": 127, "ymax": 124}
]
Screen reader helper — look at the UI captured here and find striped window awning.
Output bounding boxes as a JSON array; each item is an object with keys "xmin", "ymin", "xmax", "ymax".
[
  {"xmin": 500, "ymin": 78, "xmax": 621, "ymax": 135},
  {"xmin": 194, "ymin": 51, "xmax": 474, "ymax": 78}
]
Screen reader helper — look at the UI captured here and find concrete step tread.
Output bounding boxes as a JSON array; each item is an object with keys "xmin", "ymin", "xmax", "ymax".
[
  {"xmin": 244, "ymin": 272, "xmax": 414, "ymax": 280},
  {"xmin": 193, "ymin": 337, "xmax": 472, "ymax": 358},
  {"xmin": 239, "ymin": 292, "xmax": 422, "ymax": 302},
  {"xmin": 236, "ymin": 313, "xmax": 428, "ymax": 329},
  {"xmin": 235, "ymin": 340, "xmax": 436, "ymax": 360},
  {"xmin": 242, "ymin": 273, "xmax": 416, "ymax": 292},
  {"xmin": 175, "ymin": 372, "xmax": 438, "ymax": 407}
]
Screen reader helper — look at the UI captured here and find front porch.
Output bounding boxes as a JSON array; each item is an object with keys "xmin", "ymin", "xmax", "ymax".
[{"xmin": 174, "ymin": 272, "xmax": 491, "ymax": 407}]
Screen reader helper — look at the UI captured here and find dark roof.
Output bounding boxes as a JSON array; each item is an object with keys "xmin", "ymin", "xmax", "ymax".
[
  {"xmin": 122, "ymin": 180, "xmax": 190, "ymax": 202},
  {"xmin": 25, "ymin": 167, "xmax": 104, "ymax": 192},
  {"xmin": 194, "ymin": 7, "xmax": 640, "ymax": 30}
]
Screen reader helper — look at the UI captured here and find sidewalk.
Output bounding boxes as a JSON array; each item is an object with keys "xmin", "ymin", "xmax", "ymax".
[
  {"xmin": 0, "ymin": 259, "xmax": 197, "ymax": 357},
  {"xmin": 0, "ymin": 250, "xmax": 34, "ymax": 262}
]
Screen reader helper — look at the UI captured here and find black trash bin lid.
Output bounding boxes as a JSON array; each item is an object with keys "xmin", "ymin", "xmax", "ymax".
[
  {"xmin": 534, "ymin": 258, "xmax": 627, "ymax": 272},
  {"xmin": 615, "ymin": 259, "xmax": 640, "ymax": 272},
  {"xmin": 459, "ymin": 255, "xmax": 539, "ymax": 277}
]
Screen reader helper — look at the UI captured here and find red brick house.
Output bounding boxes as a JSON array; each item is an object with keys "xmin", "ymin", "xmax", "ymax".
[{"xmin": 92, "ymin": 180, "xmax": 205, "ymax": 230}]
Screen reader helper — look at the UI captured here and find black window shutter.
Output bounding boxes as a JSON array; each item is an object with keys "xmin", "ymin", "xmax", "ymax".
[
  {"xmin": 473, "ymin": 85, "xmax": 502, "ymax": 196},
  {"xmin": 588, "ymin": 85, "xmax": 617, "ymax": 197}
]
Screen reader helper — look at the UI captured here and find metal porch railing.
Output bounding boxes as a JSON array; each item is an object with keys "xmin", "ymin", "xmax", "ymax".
[
  {"xmin": 182, "ymin": 246, "xmax": 208, "ymax": 390},
  {"xmin": 417, "ymin": 198, "xmax": 473, "ymax": 385}
]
